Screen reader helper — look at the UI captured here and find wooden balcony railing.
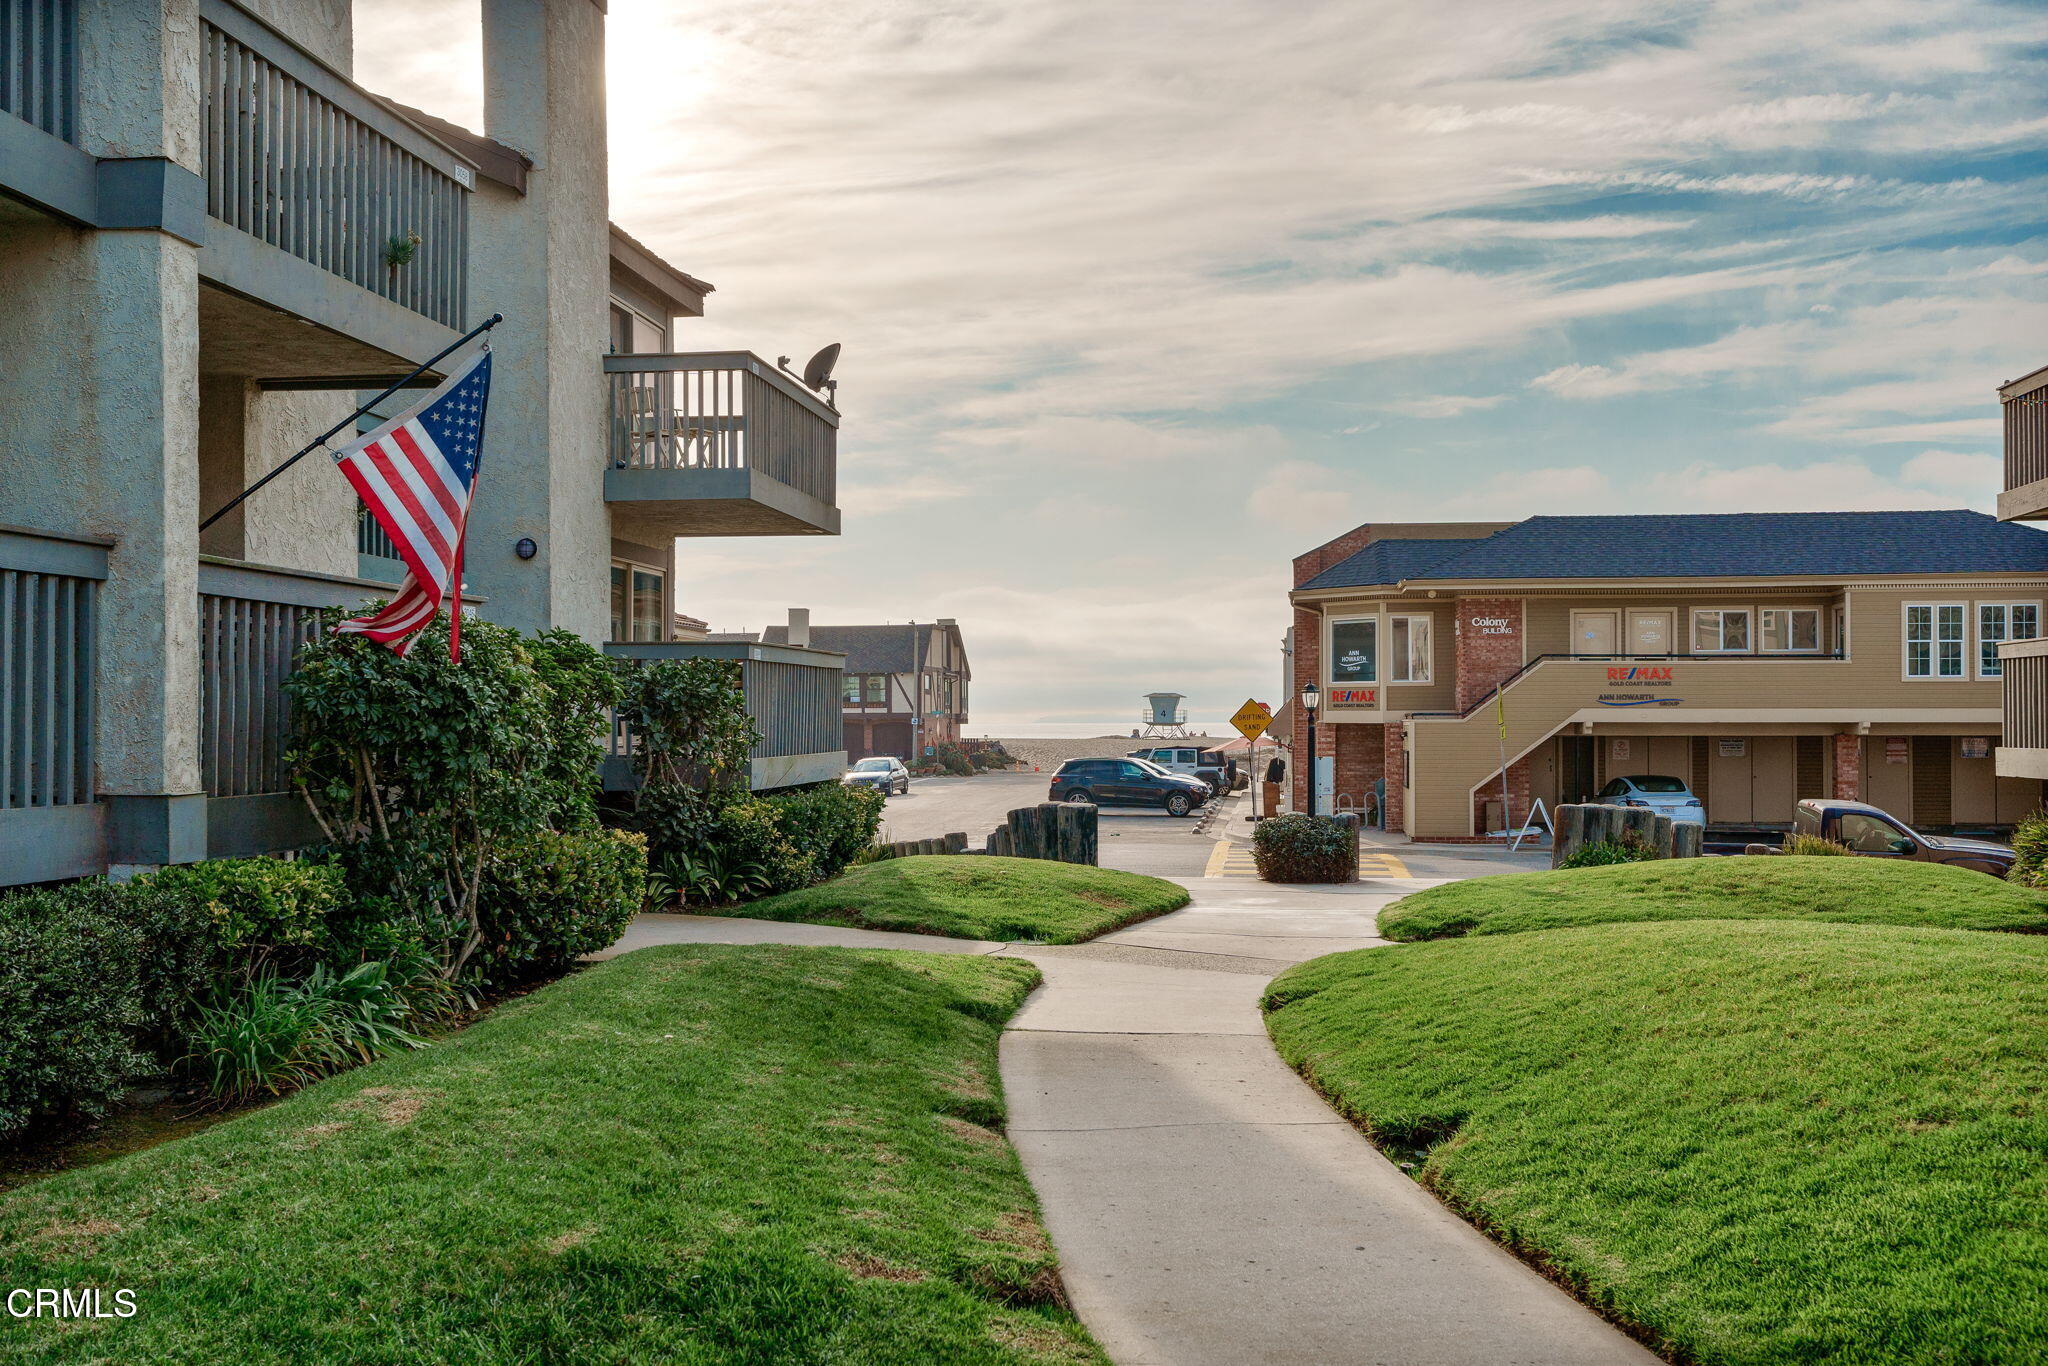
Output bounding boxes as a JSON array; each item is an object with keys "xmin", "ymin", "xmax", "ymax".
[
  {"xmin": 604, "ymin": 640, "xmax": 847, "ymax": 791},
  {"xmin": 605, "ymin": 353, "xmax": 838, "ymax": 506},
  {"xmin": 0, "ymin": 525, "xmax": 100, "ymax": 811},
  {"xmin": 0, "ymin": 0, "xmax": 76, "ymax": 141},
  {"xmin": 2004, "ymin": 370, "xmax": 2048, "ymax": 495},
  {"xmin": 200, "ymin": 0, "xmax": 472, "ymax": 328}
]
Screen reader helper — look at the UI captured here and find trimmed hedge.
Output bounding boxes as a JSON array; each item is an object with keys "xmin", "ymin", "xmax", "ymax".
[
  {"xmin": 681, "ymin": 782, "xmax": 886, "ymax": 902},
  {"xmin": 137, "ymin": 857, "xmax": 349, "ymax": 974},
  {"xmin": 0, "ymin": 887, "xmax": 148, "ymax": 1141},
  {"xmin": 473, "ymin": 829, "xmax": 648, "ymax": 985},
  {"xmin": 1252, "ymin": 813, "xmax": 1354, "ymax": 883}
]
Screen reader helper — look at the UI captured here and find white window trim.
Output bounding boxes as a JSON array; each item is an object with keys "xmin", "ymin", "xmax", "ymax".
[
  {"xmin": 1976, "ymin": 600, "xmax": 2042, "ymax": 679},
  {"xmin": 1622, "ymin": 608, "xmax": 1678, "ymax": 658},
  {"xmin": 1902, "ymin": 601, "xmax": 1968, "ymax": 681},
  {"xmin": 1325, "ymin": 614, "xmax": 1379, "ymax": 688},
  {"xmin": 1690, "ymin": 606, "xmax": 1754, "ymax": 655},
  {"xmin": 1388, "ymin": 614, "xmax": 1434, "ymax": 685},
  {"xmin": 1831, "ymin": 602, "xmax": 1849, "ymax": 660},
  {"xmin": 1756, "ymin": 605, "xmax": 1824, "ymax": 655}
]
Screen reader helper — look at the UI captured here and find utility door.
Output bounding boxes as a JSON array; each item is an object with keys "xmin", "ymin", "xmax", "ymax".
[
  {"xmin": 1572, "ymin": 610, "xmax": 1619, "ymax": 655},
  {"xmin": 1315, "ymin": 755, "xmax": 1336, "ymax": 810},
  {"xmin": 1627, "ymin": 610, "xmax": 1674, "ymax": 656},
  {"xmin": 1708, "ymin": 738, "xmax": 1754, "ymax": 822},
  {"xmin": 1557, "ymin": 735, "xmax": 1598, "ymax": 804}
]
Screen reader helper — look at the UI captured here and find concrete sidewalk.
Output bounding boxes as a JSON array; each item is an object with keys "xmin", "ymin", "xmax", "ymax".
[
  {"xmin": 1005, "ymin": 880, "xmax": 1654, "ymax": 1366},
  {"xmin": 599, "ymin": 886, "xmax": 1653, "ymax": 1365}
]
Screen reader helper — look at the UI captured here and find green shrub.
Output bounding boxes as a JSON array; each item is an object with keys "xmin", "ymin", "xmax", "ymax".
[
  {"xmin": 1558, "ymin": 837, "xmax": 1660, "ymax": 869},
  {"xmin": 933, "ymin": 743, "xmax": 974, "ymax": 777},
  {"xmin": 2011, "ymin": 811, "xmax": 2048, "ymax": 887},
  {"xmin": 1252, "ymin": 813, "xmax": 1355, "ymax": 883},
  {"xmin": 0, "ymin": 887, "xmax": 148, "ymax": 1141},
  {"xmin": 181, "ymin": 961, "xmax": 423, "ymax": 1104},
  {"xmin": 670, "ymin": 783, "xmax": 887, "ymax": 905},
  {"xmin": 138, "ymin": 857, "xmax": 348, "ymax": 974},
  {"xmin": 472, "ymin": 829, "xmax": 647, "ymax": 985},
  {"xmin": 1783, "ymin": 832, "xmax": 1853, "ymax": 857},
  {"xmin": 287, "ymin": 614, "xmax": 619, "ymax": 980}
]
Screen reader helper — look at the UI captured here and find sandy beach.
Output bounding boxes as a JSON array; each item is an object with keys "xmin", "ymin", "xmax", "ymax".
[{"xmin": 989, "ymin": 734, "xmax": 1221, "ymax": 771}]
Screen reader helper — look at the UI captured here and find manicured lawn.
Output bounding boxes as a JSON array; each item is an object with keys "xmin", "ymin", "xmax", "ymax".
[
  {"xmin": 1377, "ymin": 854, "xmax": 2048, "ymax": 941},
  {"xmin": 0, "ymin": 945, "xmax": 1102, "ymax": 1364},
  {"xmin": 1264, "ymin": 919, "xmax": 2048, "ymax": 1365},
  {"xmin": 734, "ymin": 855, "xmax": 1190, "ymax": 944}
]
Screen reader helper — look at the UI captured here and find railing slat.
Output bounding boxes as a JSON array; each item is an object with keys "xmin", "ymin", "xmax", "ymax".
[
  {"xmin": 0, "ymin": 0, "xmax": 75, "ymax": 142},
  {"xmin": 606, "ymin": 355, "xmax": 838, "ymax": 503}
]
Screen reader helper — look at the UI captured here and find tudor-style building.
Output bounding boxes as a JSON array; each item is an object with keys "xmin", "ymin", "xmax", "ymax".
[
  {"xmin": 748, "ymin": 618, "xmax": 970, "ymax": 762},
  {"xmin": 1288, "ymin": 511, "xmax": 2048, "ymax": 840}
]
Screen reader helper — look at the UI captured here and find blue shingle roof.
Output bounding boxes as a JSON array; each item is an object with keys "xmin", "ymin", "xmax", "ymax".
[{"xmin": 1300, "ymin": 511, "xmax": 2048, "ymax": 590}]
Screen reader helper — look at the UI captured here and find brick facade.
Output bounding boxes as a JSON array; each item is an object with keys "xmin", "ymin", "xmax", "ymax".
[
  {"xmin": 1454, "ymin": 596, "xmax": 1525, "ymax": 711},
  {"xmin": 1290, "ymin": 604, "xmax": 1320, "ymax": 812},
  {"xmin": 1832, "ymin": 733, "xmax": 1862, "ymax": 801},
  {"xmin": 1383, "ymin": 722, "xmax": 1406, "ymax": 833}
]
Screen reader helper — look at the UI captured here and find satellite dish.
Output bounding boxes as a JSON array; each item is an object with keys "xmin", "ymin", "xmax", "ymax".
[{"xmin": 801, "ymin": 343, "xmax": 841, "ymax": 392}]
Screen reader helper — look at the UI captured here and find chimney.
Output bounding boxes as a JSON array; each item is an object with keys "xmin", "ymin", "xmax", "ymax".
[{"xmin": 786, "ymin": 608, "xmax": 811, "ymax": 649}]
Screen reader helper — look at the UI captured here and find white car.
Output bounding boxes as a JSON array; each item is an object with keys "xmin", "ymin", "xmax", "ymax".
[
  {"xmin": 1596, "ymin": 774, "xmax": 1705, "ymax": 825},
  {"xmin": 842, "ymin": 756, "xmax": 909, "ymax": 795}
]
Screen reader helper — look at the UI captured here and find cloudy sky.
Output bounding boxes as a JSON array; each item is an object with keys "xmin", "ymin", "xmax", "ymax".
[{"xmin": 359, "ymin": 0, "xmax": 2048, "ymax": 733}]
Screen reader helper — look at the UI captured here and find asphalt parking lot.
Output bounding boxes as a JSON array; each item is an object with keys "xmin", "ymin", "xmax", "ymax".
[{"xmin": 875, "ymin": 770, "xmax": 1221, "ymax": 876}]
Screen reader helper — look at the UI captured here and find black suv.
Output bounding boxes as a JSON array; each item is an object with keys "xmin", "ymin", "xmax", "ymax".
[{"xmin": 1049, "ymin": 757, "xmax": 1210, "ymax": 817}]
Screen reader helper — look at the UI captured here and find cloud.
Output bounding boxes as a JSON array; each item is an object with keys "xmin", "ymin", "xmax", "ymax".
[
  {"xmin": 352, "ymin": 0, "xmax": 2047, "ymax": 729},
  {"xmin": 1381, "ymin": 394, "xmax": 1508, "ymax": 418}
]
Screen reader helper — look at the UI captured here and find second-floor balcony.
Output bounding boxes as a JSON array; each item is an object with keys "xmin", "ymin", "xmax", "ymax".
[
  {"xmin": 604, "ymin": 353, "xmax": 840, "ymax": 541},
  {"xmin": 1997, "ymin": 364, "xmax": 2048, "ymax": 523}
]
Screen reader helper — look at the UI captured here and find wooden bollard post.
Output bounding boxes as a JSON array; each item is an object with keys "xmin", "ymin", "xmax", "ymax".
[
  {"xmin": 1037, "ymin": 803, "xmax": 1068, "ymax": 860},
  {"xmin": 1652, "ymin": 814, "xmax": 1676, "ymax": 860},
  {"xmin": 988, "ymin": 828, "xmax": 1014, "ymax": 857},
  {"xmin": 1553, "ymin": 803, "xmax": 1587, "ymax": 867},
  {"xmin": 943, "ymin": 831, "xmax": 968, "ymax": 854},
  {"xmin": 1054, "ymin": 803, "xmax": 1098, "ymax": 865},
  {"xmin": 1673, "ymin": 822, "xmax": 1704, "ymax": 859}
]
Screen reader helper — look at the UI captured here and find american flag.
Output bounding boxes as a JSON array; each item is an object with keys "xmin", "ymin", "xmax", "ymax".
[{"xmin": 332, "ymin": 347, "xmax": 492, "ymax": 658}]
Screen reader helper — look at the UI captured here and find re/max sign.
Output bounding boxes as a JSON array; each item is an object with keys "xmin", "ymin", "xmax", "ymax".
[{"xmin": 1606, "ymin": 666, "xmax": 1673, "ymax": 682}]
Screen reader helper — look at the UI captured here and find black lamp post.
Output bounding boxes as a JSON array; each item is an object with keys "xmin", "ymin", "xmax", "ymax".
[{"xmin": 1301, "ymin": 682, "xmax": 1321, "ymax": 816}]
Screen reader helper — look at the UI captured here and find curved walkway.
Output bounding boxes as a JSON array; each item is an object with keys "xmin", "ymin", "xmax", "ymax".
[{"xmin": 611, "ymin": 883, "xmax": 1655, "ymax": 1366}]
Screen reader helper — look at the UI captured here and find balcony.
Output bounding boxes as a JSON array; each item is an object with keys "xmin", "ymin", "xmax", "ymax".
[
  {"xmin": 1997, "ymin": 639, "xmax": 2048, "ymax": 780},
  {"xmin": 603, "ymin": 641, "xmax": 847, "ymax": 791},
  {"xmin": 604, "ymin": 353, "xmax": 840, "ymax": 540},
  {"xmin": 1997, "ymin": 364, "xmax": 2048, "ymax": 522},
  {"xmin": 197, "ymin": 0, "xmax": 474, "ymax": 376}
]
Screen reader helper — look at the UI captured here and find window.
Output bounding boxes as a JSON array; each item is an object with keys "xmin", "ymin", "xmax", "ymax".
[
  {"xmin": 1118, "ymin": 762, "xmax": 1150, "ymax": 779},
  {"xmin": 609, "ymin": 565, "xmax": 628, "ymax": 641},
  {"xmin": 1904, "ymin": 603, "xmax": 1966, "ymax": 679},
  {"xmin": 1329, "ymin": 618, "xmax": 1377, "ymax": 685},
  {"xmin": 1978, "ymin": 602, "xmax": 2041, "ymax": 677},
  {"xmin": 842, "ymin": 674, "xmax": 862, "ymax": 705},
  {"xmin": 1838, "ymin": 812, "xmax": 1909, "ymax": 853},
  {"xmin": 1691, "ymin": 608, "xmax": 1751, "ymax": 653},
  {"xmin": 1831, "ymin": 604, "xmax": 1847, "ymax": 657},
  {"xmin": 632, "ymin": 569, "xmax": 664, "ymax": 641},
  {"xmin": 866, "ymin": 674, "xmax": 887, "ymax": 704},
  {"xmin": 1758, "ymin": 607, "xmax": 1821, "ymax": 653},
  {"xmin": 1390, "ymin": 616, "xmax": 1433, "ymax": 683}
]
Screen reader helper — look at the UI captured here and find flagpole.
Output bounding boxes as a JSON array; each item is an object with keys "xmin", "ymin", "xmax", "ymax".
[{"xmin": 199, "ymin": 313, "xmax": 503, "ymax": 534}]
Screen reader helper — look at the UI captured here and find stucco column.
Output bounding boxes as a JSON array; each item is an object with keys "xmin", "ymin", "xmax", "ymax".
[
  {"xmin": 464, "ymin": 0, "xmax": 612, "ymax": 641},
  {"xmin": 1832, "ymin": 733, "xmax": 1862, "ymax": 802},
  {"xmin": 78, "ymin": 0, "xmax": 207, "ymax": 866}
]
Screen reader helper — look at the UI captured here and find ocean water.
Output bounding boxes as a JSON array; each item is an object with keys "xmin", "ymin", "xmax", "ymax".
[{"xmin": 968, "ymin": 721, "xmax": 1224, "ymax": 738}]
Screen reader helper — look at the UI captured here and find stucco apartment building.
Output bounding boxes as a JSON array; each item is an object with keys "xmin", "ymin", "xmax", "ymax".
[
  {"xmin": 0, "ymin": 0, "xmax": 844, "ymax": 885},
  {"xmin": 1288, "ymin": 511, "xmax": 2048, "ymax": 840},
  {"xmin": 730, "ymin": 618, "xmax": 970, "ymax": 762}
]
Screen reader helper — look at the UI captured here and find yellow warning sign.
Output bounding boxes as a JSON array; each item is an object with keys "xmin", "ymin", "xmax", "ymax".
[{"xmin": 1230, "ymin": 699, "xmax": 1273, "ymax": 742}]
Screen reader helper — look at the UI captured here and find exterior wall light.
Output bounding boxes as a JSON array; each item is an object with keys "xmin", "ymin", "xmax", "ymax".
[{"xmin": 515, "ymin": 537, "xmax": 538, "ymax": 560}]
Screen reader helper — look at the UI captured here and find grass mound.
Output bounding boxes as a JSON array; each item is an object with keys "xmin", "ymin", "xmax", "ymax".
[
  {"xmin": 0, "ymin": 945, "xmax": 1101, "ymax": 1364},
  {"xmin": 1264, "ymin": 920, "xmax": 2048, "ymax": 1365},
  {"xmin": 736, "ymin": 855, "xmax": 1190, "ymax": 943},
  {"xmin": 1378, "ymin": 854, "xmax": 2048, "ymax": 941}
]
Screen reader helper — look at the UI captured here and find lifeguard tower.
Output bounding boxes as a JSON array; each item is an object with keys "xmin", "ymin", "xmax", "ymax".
[{"xmin": 1140, "ymin": 691, "xmax": 1191, "ymax": 738}]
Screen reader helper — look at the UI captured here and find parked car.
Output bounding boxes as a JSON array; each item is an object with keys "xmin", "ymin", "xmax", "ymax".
[
  {"xmin": 1128, "ymin": 745, "xmax": 1231, "ymax": 796},
  {"xmin": 1595, "ymin": 774, "xmax": 1705, "ymax": 826},
  {"xmin": 842, "ymin": 756, "xmax": 910, "ymax": 796},
  {"xmin": 1050, "ymin": 757, "xmax": 1210, "ymax": 817},
  {"xmin": 1769, "ymin": 799, "xmax": 2016, "ymax": 877}
]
